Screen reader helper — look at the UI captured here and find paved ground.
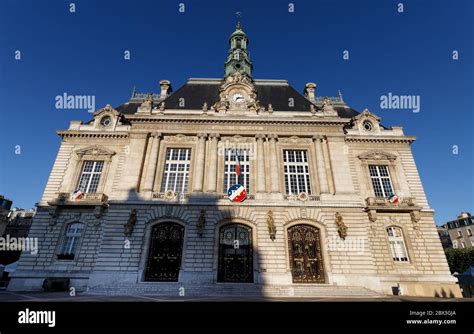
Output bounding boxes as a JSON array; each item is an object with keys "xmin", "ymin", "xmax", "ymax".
[{"xmin": 0, "ymin": 290, "xmax": 470, "ymax": 302}]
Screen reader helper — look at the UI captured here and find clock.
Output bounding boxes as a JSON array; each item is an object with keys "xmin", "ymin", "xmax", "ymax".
[
  {"xmin": 232, "ymin": 93, "xmax": 245, "ymax": 104},
  {"xmin": 100, "ymin": 115, "xmax": 112, "ymax": 127},
  {"xmin": 362, "ymin": 120, "xmax": 373, "ymax": 132}
]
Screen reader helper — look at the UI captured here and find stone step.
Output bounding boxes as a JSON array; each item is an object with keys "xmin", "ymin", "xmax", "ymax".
[{"xmin": 87, "ymin": 283, "xmax": 382, "ymax": 298}]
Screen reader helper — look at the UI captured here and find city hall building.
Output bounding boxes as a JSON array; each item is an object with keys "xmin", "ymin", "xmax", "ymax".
[{"xmin": 9, "ymin": 24, "xmax": 461, "ymax": 297}]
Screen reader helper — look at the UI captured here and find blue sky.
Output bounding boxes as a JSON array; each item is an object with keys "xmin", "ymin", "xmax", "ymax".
[{"xmin": 0, "ymin": 0, "xmax": 472, "ymax": 224}]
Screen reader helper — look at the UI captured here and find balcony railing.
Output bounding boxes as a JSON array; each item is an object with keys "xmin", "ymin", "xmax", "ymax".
[
  {"xmin": 365, "ymin": 196, "xmax": 417, "ymax": 208},
  {"xmin": 55, "ymin": 192, "xmax": 108, "ymax": 204}
]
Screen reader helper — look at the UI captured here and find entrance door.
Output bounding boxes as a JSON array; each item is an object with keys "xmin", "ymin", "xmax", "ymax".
[
  {"xmin": 145, "ymin": 222, "xmax": 184, "ymax": 282},
  {"xmin": 217, "ymin": 224, "xmax": 253, "ymax": 282},
  {"xmin": 288, "ymin": 224, "xmax": 325, "ymax": 283}
]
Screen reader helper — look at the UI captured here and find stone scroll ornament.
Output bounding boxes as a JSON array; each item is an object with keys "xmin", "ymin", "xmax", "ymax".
[
  {"xmin": 197, "ymin": 209, "xmax": 206, "ymax": 237},
  {"xmin": 124, "ymin": 209, "xmax": 137, "ymax": 236},
  {"xmin": 335, "ymin": 212, "xmax": 348, "ymax": 240},
  {"xmin": 266, "ymin": 210, "xmax": 276, "ymax": 241}
]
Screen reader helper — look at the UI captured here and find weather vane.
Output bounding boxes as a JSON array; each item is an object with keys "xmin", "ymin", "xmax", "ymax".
[{"xmin": 235, "ymin": 11, "xmax": 242, "ymax": 29}]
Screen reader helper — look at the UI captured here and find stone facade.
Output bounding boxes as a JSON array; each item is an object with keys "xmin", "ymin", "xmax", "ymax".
[{"xmin": 8, "ymin": 24, "xmax": 461, "ymax": 298}]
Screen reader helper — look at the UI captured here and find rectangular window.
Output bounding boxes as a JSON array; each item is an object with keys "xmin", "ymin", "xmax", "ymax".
[
  {"xmin": 461, "ymin": 242, "xmax": 466, "ymax": 249},
  {"xmin": 387, "ymin": 227, "xmax": 409, "ymax": 262},
  {"xmin": 160, "ymin": 148, "xmax": 191, "ymax": 193},
  {"xmin": 283, "ymin": 150, "xmax": 312, "ymax": 195},
  {"xmin": 457, "ymin": 230, "xmax": 462, "ymax": 237},
  {"xmin": 58, "ymin": 223, "xmax": 84, "ymax": 260},
  {"xmin": 369, "ymin": 165, "xmax": 394, "ymax": 198},
  {"xmin": 223, "ymin": 149, "xmax": 250, "ymax": 193},
  {"xmin": 468, "ymin": 229, "xmax": 472, "ymax": 237},
  {"xmin": 77, "ymin": 161, "xmax": 104, "ymax": 193}
]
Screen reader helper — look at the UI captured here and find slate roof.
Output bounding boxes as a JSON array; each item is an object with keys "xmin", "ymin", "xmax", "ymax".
[{"xmin": 115, "ymin": 78, "xmax": 359, "ymax": 118}]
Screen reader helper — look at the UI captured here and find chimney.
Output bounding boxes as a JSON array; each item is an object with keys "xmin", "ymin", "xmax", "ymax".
[
  {"xmin": 159, "ymin": 80, "xmax": 172, "ymax": 99},
  {"xmin": 304, "ymin": 82, "xmax": 317, "ymax": 102}
]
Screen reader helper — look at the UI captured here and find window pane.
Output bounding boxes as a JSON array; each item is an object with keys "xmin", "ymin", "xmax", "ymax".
[
  {"xmin": 283, "ymin": 150, "xmax": 311, "ymax": 195},
  {"xmin": 161, "ymin": 148, "xmax": 191, "ymax": 193}
]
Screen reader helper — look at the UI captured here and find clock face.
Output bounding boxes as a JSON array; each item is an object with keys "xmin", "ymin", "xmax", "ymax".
[
  {"xmin": 100, "ymin": 116, "xmax": 112, "ymax": 127},
  {"xmin": 232, "ymin": 93, "xmax": 245, "ymax": 104},
  {"xmin": 362, "ymin": 120, "xmax": 373, "ymax": 132}
]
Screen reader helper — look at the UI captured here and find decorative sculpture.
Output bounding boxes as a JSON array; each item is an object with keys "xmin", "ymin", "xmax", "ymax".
[
  {"xmin": 159, "ymin": 102, "xmax": 165, "ymax": 111},
  {"xmin": 266, "ymin": 210, "xmax": 276, "ymax": 241},
  {"xmin": 124, "ymin": 209, "xmax": 137, "ymax": 236},
  {"xmin": 197, "ymin": 209, "xmax": 206, "ymax": 237},
  {"xmin": 202, "ymin": 102, "xmax": 208, "ymax": 112},
  {"xmin": 335, "ymin": 212, "xmax": 348, "ymax": 240}
]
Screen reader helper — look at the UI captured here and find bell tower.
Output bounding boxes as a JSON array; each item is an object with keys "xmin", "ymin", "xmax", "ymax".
[{"xmin": 224, "ymin": 21, "xmax": 253, "ymax": 78}]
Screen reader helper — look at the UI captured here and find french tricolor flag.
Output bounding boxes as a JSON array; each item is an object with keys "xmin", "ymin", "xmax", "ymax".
[{"xmin": 235, "ymin": 151, "xmax": 241, "ymax": 182}]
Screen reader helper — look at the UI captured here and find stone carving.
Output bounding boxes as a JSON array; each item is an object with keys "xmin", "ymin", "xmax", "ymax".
[
  {"xmin": 410, "ymin": 210, "xmax": 421, "ymax": 224},
  {"xmin": 266, "ymin": 210, "xmax": 276, "ymax": 241},
  {"xmin": 124, "ymin": 209, "xmax": 137, "ymax": 236},
  {"xmin": 197, "ymin": 209, "xmax": 206, "ymax": 237},
  {"xmin": 267, "ymin": 104, "xmax": 273, "ymax": 113},
  {"xmin": 202, "ymin": 102, "xmax": 208, "ymax": 112},
  {"xmin": 368, "ymin": 209, "xmax": 377, "ymax": 222},
  {"xmin": 159, "ymin": 102, "xmax": 165, "ymax": 111},
  {"xmin": 335, "ymin": 212, "xmax": 348, "ymax": 240}
]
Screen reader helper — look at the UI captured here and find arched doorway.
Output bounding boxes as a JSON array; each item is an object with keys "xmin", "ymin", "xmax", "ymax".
[
  {"xmin": 217, "ymin": 224, "xmax": 253, "ymax": 283},
  {"xmin": 145, "ymin": 222, "xmax": 184, "ymax": 282},
  {"xmin": 287, "ymin": 224, "xmax": 325, "ymax": 283}
]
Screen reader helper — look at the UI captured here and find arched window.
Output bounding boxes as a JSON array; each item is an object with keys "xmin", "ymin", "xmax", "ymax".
[
  {"xmin": 58, "ymin": 223, "xmax": 84, "ymax": 260},
  {"xmin": 386, "ymin": 226, "xmax": 409, "ymax": 262}
]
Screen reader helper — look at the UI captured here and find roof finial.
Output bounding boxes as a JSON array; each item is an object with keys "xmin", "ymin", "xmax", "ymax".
[
  {"xmin": 338, "ymin": 89, "xmax": 344, "ymax": 102},
  {"xmin": 236, "ymin": 11, "xmax": 242, "ymax": 29},
  {"xmin": 131, "ymin": 85, "xmax": 136, "ymax": 98}
]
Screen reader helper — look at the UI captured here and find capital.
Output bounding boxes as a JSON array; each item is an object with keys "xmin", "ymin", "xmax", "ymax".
[
  {"xmin": 255, "ymin": 134, "xmax": 266, "ymax": 140},
  {"xmin": 197, "ymin": 133, "xmax": 208, "ymax": 139},
  {"xmin": 209, "ymin": 133, "xmax": 220, "ymax": 139}
]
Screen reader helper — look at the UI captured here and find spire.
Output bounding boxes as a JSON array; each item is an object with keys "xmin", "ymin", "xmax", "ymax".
[{"xmin": 224, "ymin": 14, "xmax": 253, "ymax": 78}]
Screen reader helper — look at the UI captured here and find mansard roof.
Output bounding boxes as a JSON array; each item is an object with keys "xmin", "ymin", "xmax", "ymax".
[{"xmin": 115, "ymin": 78, "xmax": 360, "ymax": 118}]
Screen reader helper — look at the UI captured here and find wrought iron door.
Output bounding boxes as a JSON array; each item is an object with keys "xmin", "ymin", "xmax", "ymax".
[
  {"xmin": 145, "ymin": 223, "xmax": 184, "ymax": 282},
  {"xmin": 218, "ymin": 224, "xmax": 253, "ymax": 282},
  {"xmin": 288, "ymin": 225, "xmax": 325, "ymax": 283}
]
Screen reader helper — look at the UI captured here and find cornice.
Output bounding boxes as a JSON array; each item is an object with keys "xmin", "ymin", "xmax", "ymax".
[
  {"xmin": 345, "ymin": 135, "xmax": 415, "ymax": 144},
  {"xmin": 123, "ymin": 115, "xmax": 349, "ymax": 126},
  {"xmin": 57, "ymin": 131, "xmax": 129, "ymax": 139}
]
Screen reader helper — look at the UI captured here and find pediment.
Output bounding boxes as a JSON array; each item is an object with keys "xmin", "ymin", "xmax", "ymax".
[
  {"xmin": 357, "ymin": 151, "xmax": 397, "ymax": 161},
  {"xmin": 354, "ymin": 108, "xmax": 381, "ymax": 121},
  {"xmin": 93, "ymin": 104, "xmax": 120, "ymax": 117},
  {"xmin": 75, "ymin": 146, "xmax": 116, "ymax": 157}
]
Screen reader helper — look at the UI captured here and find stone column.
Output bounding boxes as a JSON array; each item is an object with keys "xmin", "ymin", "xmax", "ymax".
[
  {"xmin": 321, "ymin": 136, "xmax": 335, "ymax": 194},
  {"xmin": 313, "ymin": 135, "xmax": 329, "ymax": 194},
  {"xmin": 143, "ymin": 132, "xmax": 162, "ymax": 192},
  {"xmin": 255, "ymin": 134, "xmax": 266, "ymax": 193},
  {"xmin": 268, "ymin": 134, "xmax": 280, "ymax": 193},
  {"xmin": 193, "ymin": 133, "xmax": 207, "ymax": 192},
  {"xmin": 206, "ymin": 133, "xmax": 220, "ymax": 192}
]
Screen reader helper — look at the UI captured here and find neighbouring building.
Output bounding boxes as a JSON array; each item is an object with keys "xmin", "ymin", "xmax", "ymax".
[
  {"xmin": 0, "ymin": 196, "xmax": 13, "ymax": 236},
  {"xmin": 437, "ymin": 225, "xmax": 453, "ymax": 249},
  {"xmin": 8, "ymin": 23, "xmax": 461, "ymax": 297},
  {"xmin": 445, "ymin": 212, "xmax": 473, "ymax": 249}
]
